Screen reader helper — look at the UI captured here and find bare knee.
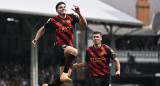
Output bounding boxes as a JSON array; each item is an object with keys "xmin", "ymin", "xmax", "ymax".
[
  {"xmin": 64, "ymin": 46, "xmax": 78, "ymax": 56},
  {"xmin": 68, "ymin": 47, "xmax": 78, "ymax": 56},
  {"xmin": 73, "ymin": 49, "xmax": 78, "ymax": 56}
]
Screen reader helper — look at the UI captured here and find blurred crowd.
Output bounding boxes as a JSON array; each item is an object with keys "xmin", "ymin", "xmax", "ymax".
[
  {"xmin": 38, "ymin": 70, "xmax": 55, "ymax": 86},
  {"xmin": 0, "ymin": 60, "xmax": 71, "ymax": 86},
  {"xmin": 116, "ymin": 41, "xmax": 158, "ymax": 51},
  {"xmin": 38, "ymin": 69, "xmax": 72, "ymax": 86},
  {"xmin": 0, "ymin": 61, "xmax": 55, "ymax": 86},
  {"xmin": 0, "ymin": 60, "xmax": 30, "ymax": 86},
  {"xmin": 115, "ymin": 36, "xmax": 159, "ymax": 51}
]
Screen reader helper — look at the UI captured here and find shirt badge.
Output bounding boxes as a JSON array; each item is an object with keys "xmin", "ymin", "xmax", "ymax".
[
  {"xmin": 67, "ymin": 19, "xmax": 71, "ymax": 24},
  {"xmin": 111, "ymin": 50, "xmax": 115, "ymax": 54},
  {"xmin": 101, "ymin": 52, "xmax": 104, "ymax": 55}
]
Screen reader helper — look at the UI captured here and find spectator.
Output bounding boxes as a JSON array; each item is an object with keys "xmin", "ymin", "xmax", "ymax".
[
  {"xmin": 128, "ymin": 53, "xmax": 136, "ymax": 73},
  {"xmin": 44, "ymin": 72, "xmax": 50, "ymax": 84},
  {"xmin": 39, "ymin": 70, "xmax": 46, "ymax": 85},
  {"xmin": 0, "ymin": 79, "xmax": 7, "ymax": 86}
]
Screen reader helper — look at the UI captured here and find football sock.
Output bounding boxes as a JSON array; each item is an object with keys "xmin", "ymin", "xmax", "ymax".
[
  {"xmin": 62, "ymin": 72, "xmax": 68, "ymax": 75},
  {"xmin": 48, "ymin": 77, "xmax": 62, "ymax": 86},
  {"xmin": 64, "ymin": 54, "xmax": 75, "ymax": 73}
]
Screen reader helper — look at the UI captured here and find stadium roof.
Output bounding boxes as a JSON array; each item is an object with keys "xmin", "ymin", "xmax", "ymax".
[
  {"xmin": 0, "ymin": 0, "xmax": 143, "ymax": 27},
  {"xmin": 100, "ymin": 0, "xmax": 160, "ymax": 23},
  {"xmin": 88, "ymin": 24, "xmax": 155, "ymax": 35}
]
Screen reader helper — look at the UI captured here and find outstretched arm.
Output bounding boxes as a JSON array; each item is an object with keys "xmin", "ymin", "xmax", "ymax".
[
  {"xmin": 72, "ymin": 5, "xmax": 87, "ymax": 26},
  {"xmin": 113, "ymin": 57, "xmax": 121, "ymax": 76},
  {"xmin": 32, "ymin": 26, "xmax": 45, "ymax": 47},
  {"xmin": 73, "ymin": 61, "xmax": 89, "ymax": 68}
]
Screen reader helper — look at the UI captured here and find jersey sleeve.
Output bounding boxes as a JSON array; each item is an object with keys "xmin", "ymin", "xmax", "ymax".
[
  {"xmin": 107, "ymin": 46, "xmax": 117, "ymax": 60},
  {"xmin": 85, "ymin": 50, "xmax": 90, "ymax": 62},
  {"xmin": 44, "ymin": 18, "xmax": 53, "ymax": 30},
  {"xmin": 71, "ymin": 13, "xmax": 80, "ymax": 24}
]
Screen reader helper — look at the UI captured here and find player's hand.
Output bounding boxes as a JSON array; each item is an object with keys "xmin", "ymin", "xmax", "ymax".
[
  {"xmin": 32, "ymin": 39, "xmax": 37, "ymax": 47},
  {"xmin": 115, "ymin": 71, "xmax": 120, "ymax": 76},
  {"xmin": 73, "ymin": 63, "xmax": 79, "ymax": 68},
  {"xmin": 71, "ymin": 5, "xmax": 80, "ymax": 14}
]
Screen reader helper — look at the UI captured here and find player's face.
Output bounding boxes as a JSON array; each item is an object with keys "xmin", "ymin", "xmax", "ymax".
[
  {"xmin": 92, "ymin": 34, "xmax": 102, "ymax": 45},
  {"xmin": 56, "ymin": 4, "xmax": 67, "ymax": 15}
]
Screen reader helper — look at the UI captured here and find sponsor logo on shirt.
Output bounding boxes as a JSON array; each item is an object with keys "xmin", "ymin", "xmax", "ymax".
[{"xmin": 90, "ymin": 57, "xmax": 106, "ymax": 62}]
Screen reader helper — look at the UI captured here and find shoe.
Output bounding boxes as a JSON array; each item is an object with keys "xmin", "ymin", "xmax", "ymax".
[
  {"xmin": 60, "ymin": 73, "xmax": 71, "ymax": 82},
  {"xmin": 42, "ymin": 83, "xmax": 48, "ymax": 86}
]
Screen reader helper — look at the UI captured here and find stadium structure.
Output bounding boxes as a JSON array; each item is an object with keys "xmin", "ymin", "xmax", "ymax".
[{"xmin": 0, "ymin": 0, "xmax": 160, "ymax": 86}]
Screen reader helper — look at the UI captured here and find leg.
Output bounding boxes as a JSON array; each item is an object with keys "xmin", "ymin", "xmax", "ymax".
[
  {"xmin": 91, "ymin": 75, "xmax": 110, "ymax": 86},
  {"xmin": 60, "ymin": 66, "xmax": 64, "ymax": 75},
  {"xmin": 64, "ymin": 46, "xmax": 78, "ymax": 57},
  {"xmin": 60, "ymin": 66, "xmax": 72, "ymax": 77},
  {"xmin": 42, "ymin": 78, "xmax": 62, "ymax": 86},
  {"xmin": 91, "ymin": 76, "xmax": 101, "ymax": 86},
  {"xmin": 60, "ymin": 46, "xmax": 77, "ymax": 82},
  {"xmin": 42, "ymin": 67, "xmax": 64, "ymax": 86},
  {"xmin": 42, "ymin": 45, "xmax": 77, "ymax": 86},
  {"xmin": 63, "ymin": 46, "xmax": 77, "ymax": 73},
  {"xmin": 101, "ymin": 75, "xmax": 110, "ymax": 86}
]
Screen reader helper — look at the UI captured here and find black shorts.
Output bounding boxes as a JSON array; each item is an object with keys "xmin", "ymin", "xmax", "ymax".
[
  {"xmin": 91, "ymin": 74, "xmax": 110, "ymax": 86},
  {"xmin": 52, "ymin": 43, "xmax": 68, "ymax": 66}
]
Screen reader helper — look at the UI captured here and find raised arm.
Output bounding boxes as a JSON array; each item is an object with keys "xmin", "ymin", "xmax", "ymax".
[
  {"xmin": 73, "ymin": 61, "xmax": 89, "ymax": 68},
  {"xmin": 72, "ymin": 5, "xmax": 87, "ymax": 26}
]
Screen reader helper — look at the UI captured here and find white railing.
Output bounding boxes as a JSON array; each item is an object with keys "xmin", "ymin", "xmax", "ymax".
[{"xmin": 115, "ymin": 50, "xmax": 159, "ymax": 63}]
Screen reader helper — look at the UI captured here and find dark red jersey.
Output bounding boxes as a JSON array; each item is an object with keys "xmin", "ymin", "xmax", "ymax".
[
  {"xmin": 44, "ymin": 13, "xmax": 80, "ymax": 46},
  {"xmin": 85, "ymin": 44, "xmax": 116, "ymax": 76}
]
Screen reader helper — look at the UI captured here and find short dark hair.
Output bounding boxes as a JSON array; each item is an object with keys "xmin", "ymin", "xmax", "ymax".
[
  {"xmin": 93, "ymin": 31, "xmax": 102, "ymax": 37},
  {"xmin": 56, "ymin": 1, "xmax": 66, "ymax": 10}
]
